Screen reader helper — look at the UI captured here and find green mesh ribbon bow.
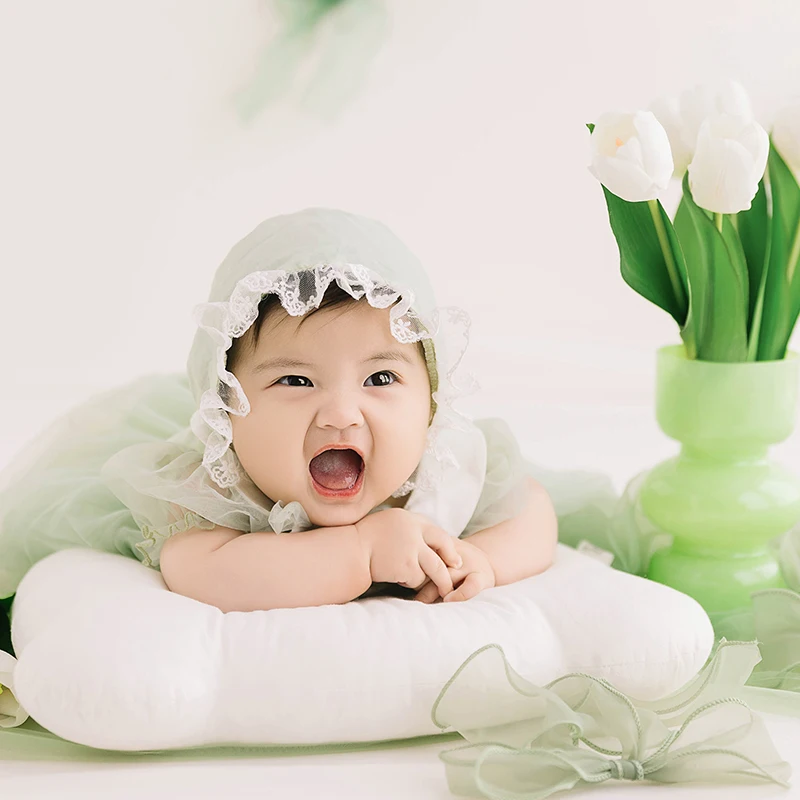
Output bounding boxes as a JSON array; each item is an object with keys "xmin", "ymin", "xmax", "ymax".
[
  {"xmin": 749, "ymin": 589, "xmax": 800, "ymax": 691},
  {"xmin": 431, "ymin": 640, "xmax": 791, "ymax": 799}
]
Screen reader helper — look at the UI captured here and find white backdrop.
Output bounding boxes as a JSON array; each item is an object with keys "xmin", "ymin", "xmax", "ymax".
[{"xmin": 3, "ymin": 0, "xmax": 800, "ymax": 485}]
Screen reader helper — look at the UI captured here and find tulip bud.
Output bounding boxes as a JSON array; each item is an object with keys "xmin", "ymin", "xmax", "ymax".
[
  {"xmin": 687, "ymin": 113, "xmax": 769, "ymax": 214},
  {"xmin": 650, "ymin": 80, "xmax": 754, "ymax": 179},
  {"xmin": 588, "ymin": 111, "xmax": 673, "ymax": 202},
  {"xmin": 680, "ymin": 80, "xmax": 753, "ymax": 151},
  {"xmin": 649, "ymin": 96, "xmax": 694, "ymax": 177}
]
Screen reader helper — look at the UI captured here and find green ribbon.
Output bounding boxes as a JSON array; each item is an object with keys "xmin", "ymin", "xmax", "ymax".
[
  {"xmin": 750, "ymin": 589, "xmax": 800, "ymax": 691},
  {"xmin": 432, "ymin": 640, "xmax": 791, "ymax": 799}
]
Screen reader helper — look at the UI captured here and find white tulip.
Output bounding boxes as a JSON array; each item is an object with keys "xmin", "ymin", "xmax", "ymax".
[
  {"xmin": 650, "ymin": 80, "xmax": 753, "ymax": 178},
  {"xmin": 588, "ymin": 111, "xmax": 674, "ymax": 202},
  {"xmin": 649, "ymin": 96, "xmax": 695, "ymax": 177},
  {"xmin": 688, "ymin": 113, "xmax": 769, "ymax": 214},
  {"xmin": 680, "ymin": 80, "xmax": 753, "ymax": 150},
  {"xmin": 772, "ymin": 98, "xmax": 800, "ymax": 176}
]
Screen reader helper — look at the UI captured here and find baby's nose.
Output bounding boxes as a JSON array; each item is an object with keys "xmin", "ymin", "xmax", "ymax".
[{"xmin": 315, "ymin": 393, "xmax": 365, "ymax": 430}]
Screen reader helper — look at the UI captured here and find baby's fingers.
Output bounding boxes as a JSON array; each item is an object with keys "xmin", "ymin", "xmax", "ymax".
[
  {"xmin": 417, "ymin": 547, "xmax": 454, "ymax": 599},
  {"xmin": 423, "ymin": 526, "xmax": 462, "ymax": 570},
  {"xmin": 413, "ymin": 580, "xmax": 441, "ymax": 604},
  {"xmin": 443, "ymin": 572, "xmax": 490, "ymax": 604}
]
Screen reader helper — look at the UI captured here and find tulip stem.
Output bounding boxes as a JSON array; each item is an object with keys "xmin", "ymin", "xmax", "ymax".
[
  {"xmin": 647, "ymin": 200, "xmax": 687, "ymax": 317},
  {"xmin": 715, "ymin": 213, "xmax": 723, "ymax": 233},
  {"xmin": 787, "ymin": 220, "xmax": 800, "ymax": 285}
]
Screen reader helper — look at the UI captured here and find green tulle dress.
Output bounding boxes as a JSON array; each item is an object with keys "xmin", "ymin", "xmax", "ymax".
[{"xmin": 0, "ymin": 208, "xmax": 539, "ymax": 601}]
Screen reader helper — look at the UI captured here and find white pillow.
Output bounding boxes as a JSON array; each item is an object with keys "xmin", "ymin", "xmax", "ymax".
[{"xmin": 9, "ymin": 544, "xmax": 714, "ymax": 751}]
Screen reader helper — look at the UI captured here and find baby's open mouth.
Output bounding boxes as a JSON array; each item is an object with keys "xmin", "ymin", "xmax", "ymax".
[{"xmin": 308, "ymin": 448, "xmax": 365, "ymax": 492}]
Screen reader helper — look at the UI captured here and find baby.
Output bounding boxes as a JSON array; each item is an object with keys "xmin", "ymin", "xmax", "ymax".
[
  {"xmin": 157, "ymin": 207, "xmax": 557, "ymax": 611},
  {"xmin": 0, "ymin": 208, "xmax": 557, "ymax": 613}
]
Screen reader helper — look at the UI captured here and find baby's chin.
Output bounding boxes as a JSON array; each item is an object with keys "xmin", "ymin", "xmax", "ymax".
[
  {"xmin": 304, "ymin": 486, "xmax": 401, "ymax": 529},
  {"xmin": 305, "ymin": 498, "xmax": 372, "ymax": 529}
]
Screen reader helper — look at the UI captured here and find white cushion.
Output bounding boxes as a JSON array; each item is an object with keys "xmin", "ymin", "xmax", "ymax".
[{"xmin": 9, "ymin": 544, "xmax": 714, "ymax": 751}]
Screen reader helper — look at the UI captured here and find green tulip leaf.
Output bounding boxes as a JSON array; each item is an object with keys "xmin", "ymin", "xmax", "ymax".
[
  {"xmin": 756, "ymin": 144, "xmax": 800, "ymax": 360},
  {"xmin": 737, "ymin": 179, "xmax": 770, "ymax": 353},
  {"xmin": 600, "ymin": 186, "xmax": 688, "ymax": 327},
  {"xmin": 674, "ymin": 193, "xmax": 706, "ymax": 356},
  {"xmin": 677, "ymin": 173, "xmax": 748, "ymax": 361},
  {"xmin": 720, "ymin": 212, "xmax": 751, "ymax": 343},
  {"xmin": 771, "ymin": 140, "xmax": 800, "ymax": 244},
  {"xmin": 772, "ymin": 143, "xmax": 800, "ymax": 353}
]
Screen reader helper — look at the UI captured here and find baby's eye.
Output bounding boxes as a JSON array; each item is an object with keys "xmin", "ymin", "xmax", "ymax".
[
  {"xmin": 364, "ymin": 371, "xmax": 397, "ymax": 387},
  {"xmin": 276, "ymin": 375, "xmax": 313, "ymax": 387}
]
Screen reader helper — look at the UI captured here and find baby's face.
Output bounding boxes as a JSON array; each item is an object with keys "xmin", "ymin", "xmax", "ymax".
[{"xmin": 230, "ymin": 300, "xmax": 433, "ymax": 529}]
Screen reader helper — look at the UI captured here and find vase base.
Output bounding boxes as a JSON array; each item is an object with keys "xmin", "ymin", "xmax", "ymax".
[{"xmin": 647, "ymin": 547, "xmax": 786, "ymax": 617}]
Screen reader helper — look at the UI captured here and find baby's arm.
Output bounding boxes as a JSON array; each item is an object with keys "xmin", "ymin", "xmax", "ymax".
[
  {"xmin": 415, "ymin": 476, "xmax": 558, "ymax": 604},
  {"xmin": 160, "ymin": 508, "xmax": 462, "ymax": 612},
  {"xmin": 464, "ymin": 476, "xmax": 558, "ymax": 587},
  {"xmin": 160, "ymin": 525, "xmax": 373, "ymax": 612}
]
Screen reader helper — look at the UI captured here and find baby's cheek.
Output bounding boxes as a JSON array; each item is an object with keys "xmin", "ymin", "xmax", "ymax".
[
  {"xmin": 387, "ymin": 410, "xmax": 428, "ymax": 469},
  {"xmin": 231, "ymin": 411, "xmax": 286, "ymax": 483}
]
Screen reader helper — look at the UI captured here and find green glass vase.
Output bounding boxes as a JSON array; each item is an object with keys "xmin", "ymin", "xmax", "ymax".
[{"xmin": 640, "ymin": 345, "xmax": 800, "ymax": 619}]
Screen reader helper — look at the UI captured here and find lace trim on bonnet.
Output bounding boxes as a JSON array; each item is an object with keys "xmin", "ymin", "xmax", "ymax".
[{"xmin": 189, "ymin": 262, "xmax": 479, "ymax": 496}]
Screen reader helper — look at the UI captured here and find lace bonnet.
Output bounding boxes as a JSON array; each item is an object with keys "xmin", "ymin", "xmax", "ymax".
[{"xmin": 185, "ymin": 208, "xmax": 488, "ymax": 537}]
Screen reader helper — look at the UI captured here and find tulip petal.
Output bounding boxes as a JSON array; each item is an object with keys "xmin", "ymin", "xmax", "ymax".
[
  {"xmin": 589, "ymin": 157, "xmax": 659, "ymax": 203},
  {"xmin": 591, "ymin": 112, "xmax": 636, "ymax": 158},
  {"xmin": 690, "ymin": 140, "xmax": 755, "ymax": 214},
  {"xmin": 688, "ymin": 115, "xmax": 767, "ymax": 214},
  {"xmin": 614, "ymin": 136, "xmax": 645, "ymax": 169},
  {"xmin": 717, "ymin": 80, "xmax": 754, "ymax": 119},
  {"xmin": 680, "ymin": 84, "xmax": 716, "ymax": 150},
  {"xmin": 679, "ymin": 81, "xmax": 754, "ymax": 150},
  {"xmin": 589, "ymin": 111, "xmax": 673, "ymax": 201},
  {"xmin": 740, "ymin": 122, "xmax": 769, "ymax": 183},
  {"xmin": 632, "ymin": 111, "xmax": 674, "ymax": 189},
  {"xmin": 650, "ymin": 96, "xmax": 693, "ymax": 176}
]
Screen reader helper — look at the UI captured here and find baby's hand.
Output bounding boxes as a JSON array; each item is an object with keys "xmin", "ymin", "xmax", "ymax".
[
  {"xmin": 355, "ymin": 509, "xmax": 463, "ymax": 598},
  {"xmin": 414, "ymin": 537, "xmax": 496, "ymax": 604}
]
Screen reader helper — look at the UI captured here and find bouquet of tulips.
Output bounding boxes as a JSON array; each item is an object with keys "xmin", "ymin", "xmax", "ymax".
[{"xmin": 588, "ymin": 82, "xmax": 800, "ymax": 362}]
